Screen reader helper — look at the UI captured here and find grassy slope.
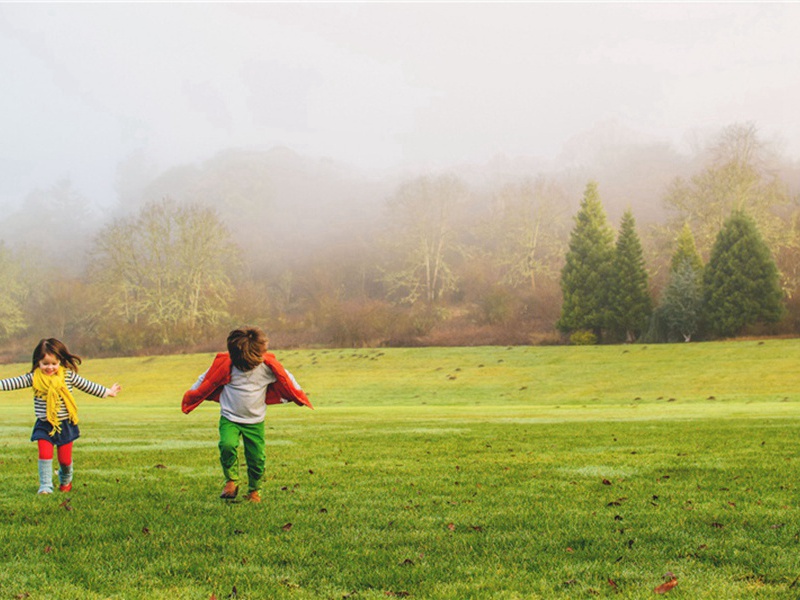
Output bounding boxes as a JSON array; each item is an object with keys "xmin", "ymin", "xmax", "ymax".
[{"xmin": 0, "ymin": 339, "xmax": 798, "ymax": 599}]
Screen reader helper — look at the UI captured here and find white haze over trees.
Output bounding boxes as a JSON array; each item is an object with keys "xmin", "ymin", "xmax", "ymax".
[
  {"xmin": 1, "ymin": 4, "xmax": 799, "ymax": 356},
  {"xmin": 2, "ymin": 3, "xmax": 799, "ymax": 212}
]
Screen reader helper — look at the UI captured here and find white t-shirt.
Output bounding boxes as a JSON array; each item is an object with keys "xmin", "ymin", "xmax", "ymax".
[{"xmin": 193, "ymin": 362, "xmax": 276, "ymax": 424}]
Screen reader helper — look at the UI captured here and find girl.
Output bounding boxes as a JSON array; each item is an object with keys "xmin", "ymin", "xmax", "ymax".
[{"xmin": 0, "ymin": 338, "xmax": 121, "ymax": 494}]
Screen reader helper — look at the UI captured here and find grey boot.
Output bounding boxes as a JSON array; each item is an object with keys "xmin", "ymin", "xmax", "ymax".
[
  {"xmin": 37, "ymin": 459, "xmax": 54, "ymax": 494},
  {"xmin": 58, "ymin": 462, "xmax": 73, "ymax": 490}
]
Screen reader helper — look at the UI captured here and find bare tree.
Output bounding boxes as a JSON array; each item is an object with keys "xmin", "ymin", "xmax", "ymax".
[
  {"xmin": 664, "ymin": 123, "xmax": 790, "ymax": 257},
  {"xmin": 0, "ymin": 179, "xmax": 99, "ymax": 275},
  {"xmin": 89, "ymin": 199, "xmax": 240, "ymax": 345},
  {"xmin": 0, "ymin": 243, "xmax": 26, "ymax": 340},
  {"xmin": 487, "ymin": 178, "xmax": 569, "ymax": 293},
  {"xmin": 775, "ymin": 200, "xmax": 800, "ymax": 300},
  {"xmin": 383, "ymin": 174, "xmax": 466, "ymax": 305}
]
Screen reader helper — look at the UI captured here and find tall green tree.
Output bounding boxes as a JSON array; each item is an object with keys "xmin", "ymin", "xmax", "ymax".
[
  {"xmin": 660, "ymin": 259, "xmax": 703, "ymax": 342},
  {"xmin": 703, "ymin": 211, "xmax": 784, "ymax": 337},
  {"xmin": 670, "ymin": 223, "xmax": 704, "ymax": 274},
  {"xmin": 557, "ymin": 182, "xmax": 615, "ymax": 339},
  {"xmin": 608, "ymin": 210, "xmax": 651, "ymax": 342},
  {"xmin": 657, "ymin": 224, "xmax": 704, "ymax": 342}
]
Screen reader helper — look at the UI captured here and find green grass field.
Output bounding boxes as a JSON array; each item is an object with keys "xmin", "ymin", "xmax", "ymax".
[{"xmin": 1, "ymin": 340, "xmax": 799, "ymax": 599}]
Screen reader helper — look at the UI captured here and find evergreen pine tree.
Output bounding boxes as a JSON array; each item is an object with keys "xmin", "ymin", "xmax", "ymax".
[
  {"xmin": 671, "ymin": 223, "xmax": 704, "ymax": 274},
  {"xmin": 557, "ymin": 182, "xmax": 615, "ymax": 340},
  {"xmin": 655, "ymin": 224, "xmax": 704, "ymax": 342},
  {"xmin": 703, "ymin": 211, "xmax": 784, "ymax": 337},
  {"xmin": 608, "ymin": 210, "xmax": 651, "ymax": 342},
  {"xmin": 660, "ymin": 259, "xmax": 703, "ymax": 342}
]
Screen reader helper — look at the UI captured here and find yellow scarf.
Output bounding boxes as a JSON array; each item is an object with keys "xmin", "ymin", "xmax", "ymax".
[{"xmin": 32, "ymin": 366, "xmax": 79, "ymax": 436}]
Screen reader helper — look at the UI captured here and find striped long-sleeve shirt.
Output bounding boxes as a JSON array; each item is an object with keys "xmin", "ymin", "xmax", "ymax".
[{"xmin": 0, "ymin": 371, "xmax": 110, "ymax": 421}]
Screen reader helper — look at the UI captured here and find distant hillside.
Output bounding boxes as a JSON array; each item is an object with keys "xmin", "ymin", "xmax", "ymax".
[
  {"xmin": 118, "ymin": 121, "xmax": 799, "ymax": 269},
  {"xmin": 135, "ymin": 146, "xmax": 392, "ymax": 261}
]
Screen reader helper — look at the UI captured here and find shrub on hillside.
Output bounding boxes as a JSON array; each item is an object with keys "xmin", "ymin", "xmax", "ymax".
[{"xmin": 569, "ymin": 330, "xmax": 597, "ymax": 345}]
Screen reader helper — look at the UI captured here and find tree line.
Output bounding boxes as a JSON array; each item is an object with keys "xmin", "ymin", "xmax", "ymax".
[
  {"xmin": 557, "ymin": 182, "xmax": 783, "ymax": 344},
  {"xmin": 0, "ymin": 123, "xmax": 797, "ymax": 359}
]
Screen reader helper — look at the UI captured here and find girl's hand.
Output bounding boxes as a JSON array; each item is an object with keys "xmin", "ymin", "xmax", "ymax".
[{"xmin": 106, "ymin": 383, "xmax": 122, "ymax": 398}]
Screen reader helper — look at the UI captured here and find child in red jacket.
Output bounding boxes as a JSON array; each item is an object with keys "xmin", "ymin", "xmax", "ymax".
[{"xmin": 183, "ymin": 327, "xmax": 311, "ymax": 502}]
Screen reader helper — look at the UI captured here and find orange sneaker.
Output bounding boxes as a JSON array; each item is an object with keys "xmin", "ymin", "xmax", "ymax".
[
  {"xmin": 220, "ymin": 481, "xmax": 239, "ymax": 499},
  {"xmin": 59, "ymin": 483, "xmax": 72, "ymax": 492},
  {"xmin": 246, "ymin": 490, "xmax": 261, "ymax": 503}
]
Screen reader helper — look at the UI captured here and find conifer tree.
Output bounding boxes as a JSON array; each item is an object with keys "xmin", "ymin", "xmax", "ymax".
[
  {"xmin": 703, "ymin": 211, "xmax": 784, "ymax": 337},
  {"xmin": 656, "ymin": 224, "xmax": 704, "ymax": 342},
  {"xmin": 557, "ymin": 182, "xmax": 615, "ymax": 340},
  {"xmin": 670, "ymin": 223, "xmax": 704, "ymax": 274},
  {"xmin": 660, "ymin": 259, "xmax": 703, "ymax": 342},
  {"xmin": 608, "ymin": 210, "xmax": 651, "ymax": 342}
]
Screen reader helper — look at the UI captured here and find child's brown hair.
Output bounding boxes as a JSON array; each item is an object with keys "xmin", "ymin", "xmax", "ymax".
[
  {"xmin": 227, "ymin": 327, "xmax": 269, "ymax": 371},
  {"xmin": 31, "ymin": 338, "xmax": 82, "ymax": 373}
]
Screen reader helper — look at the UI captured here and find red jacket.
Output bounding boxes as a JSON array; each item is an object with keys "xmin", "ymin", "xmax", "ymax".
[{"xmin": 181, "ymin": 352, "xmax": 313, "ymax": 414}]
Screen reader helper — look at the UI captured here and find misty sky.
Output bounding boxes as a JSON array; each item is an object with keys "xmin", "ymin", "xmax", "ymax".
[{"xmin": 2, "ymin": 3, "xmax": 799, "ymax": 210}]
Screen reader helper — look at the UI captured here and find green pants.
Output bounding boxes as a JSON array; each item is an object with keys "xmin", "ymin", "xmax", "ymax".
[{"xmin": 218, "ymin": 416, "xmax": 266, "ymax": 492}]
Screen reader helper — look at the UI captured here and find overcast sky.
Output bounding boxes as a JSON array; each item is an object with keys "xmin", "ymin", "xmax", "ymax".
[{"xmin": 2, "ymin": 3, "xmax": 799, "ymax": 209}]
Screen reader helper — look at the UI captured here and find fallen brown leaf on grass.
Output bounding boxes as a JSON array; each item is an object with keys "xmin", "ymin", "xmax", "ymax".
[{"xmin": 654, "ymin": 578, "xmax": 678, "ymax": 594}]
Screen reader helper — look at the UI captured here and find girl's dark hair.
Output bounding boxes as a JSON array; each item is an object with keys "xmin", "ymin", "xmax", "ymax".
[
  {"xmin": 227, "ymin": 327, "xmax": 268, "ymax": 371},
  {"xmin": 31, "ymin": 338, "xmax": 82, "ymax": 373}
]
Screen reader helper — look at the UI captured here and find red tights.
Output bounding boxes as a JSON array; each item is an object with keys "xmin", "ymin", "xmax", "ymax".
[{"xmin": 37, "ymin": 440, "xmax": 73, "ymax": 465}]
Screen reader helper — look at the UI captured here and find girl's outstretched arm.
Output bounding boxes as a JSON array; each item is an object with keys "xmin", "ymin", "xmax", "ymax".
[
  {"xmin": 0, "ymin": 372, "xmax": 34, "ymax": 391},
  {"xmin": 68, "ymin": 372, "xmax": 118, "ymax": 398}
]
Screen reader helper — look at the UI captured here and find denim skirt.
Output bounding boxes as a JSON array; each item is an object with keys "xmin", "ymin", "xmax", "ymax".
[{"xmin": 30, "ymin": 419, "xmax": 81, "ymax": 445}]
